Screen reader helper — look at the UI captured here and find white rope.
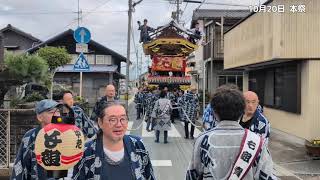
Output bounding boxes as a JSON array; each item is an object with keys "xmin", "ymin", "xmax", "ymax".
[
  {"xmin": 127, "ymin": 102, "xmax": 202, "ymax": 131},
  {"xmin": 172, "ymin": 104, "xmax": 202, "ymax": 128}
]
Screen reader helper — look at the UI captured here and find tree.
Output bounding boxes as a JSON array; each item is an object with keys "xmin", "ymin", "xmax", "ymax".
[
  {"xmin": 36, "ymin": 46, "xmax": 72, "ymax": 98},
  {"xmin": 5, "ymin": 52, "xmax": 48, "ymax": 82},
  {"xmin": 37, "ymin": 46, "xmax": 72, "ymax": 72},
  {"xmin": 0, "ymin": 52, "xmax": 49, "ymax": 108}
]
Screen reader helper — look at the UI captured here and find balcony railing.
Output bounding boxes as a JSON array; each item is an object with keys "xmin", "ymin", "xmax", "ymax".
[{"xmin": 147, "ymin": 76, "xmax": 191, "ymax": 85}]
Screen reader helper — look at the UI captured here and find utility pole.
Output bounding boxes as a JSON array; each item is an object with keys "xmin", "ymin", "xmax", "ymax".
[
  {"xmin": 220, "ymin": 16, "xmax": 224, "ymax": 52},
  {"xmin": 210, "ymin": 24, "xmax": 214, "ymax": 94},
  {"xmin": 78, "ymin": 0, "xmax": 80, "ymax": 26},
  {"xmin": 52, "ymin": 0, "xmax": 82, "ymax": 99},
  {"xmin": 0, "ymin": 33, "xmax": 4, "ymax": 67},
  {"xmin": 77, "ymin": 0, "xmax": 84, "ymax": 97},
  {"xmin": 176, "ymin": 0, "xmax": 180, "ymax": 23},
  {"xmin": 135, "ymin": 46, "xmax": 139, "ymax": 85},
  {"xmin": 138, "ymin": 53, "xmax": 142, "ymax": 87},
  {"xmin": 126, "ymin": 0, "xmax": 143, "ymax": 109},
  {"xmin": 126, "ymin": 0, "xmax": 132, "ymax": 109}
]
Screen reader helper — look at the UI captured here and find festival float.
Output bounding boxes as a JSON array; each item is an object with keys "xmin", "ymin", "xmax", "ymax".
[{"xmin": 143, "ymin": 21, "xmax": 198, "ymax": 89}]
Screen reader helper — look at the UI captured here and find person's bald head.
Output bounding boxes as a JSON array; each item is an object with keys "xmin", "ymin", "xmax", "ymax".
[
  {"xmin": 243, "ymin": 91, "xmax": 259, "ymax": 116},
  {"xmin": 105, "ymin": 84, "xmax": 116, "ymax": 99}
]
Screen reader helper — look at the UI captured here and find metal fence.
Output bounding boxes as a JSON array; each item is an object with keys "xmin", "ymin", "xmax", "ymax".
[
  {"xmin": 0, "ymin": 110, "xmax": 10, "ymax": 168},
  {"xmin": 0, "ymin": 109, "xmax": 37, "ymax": 170}
]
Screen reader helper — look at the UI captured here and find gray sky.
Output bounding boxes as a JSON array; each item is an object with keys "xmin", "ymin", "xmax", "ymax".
[{"xmin": 0, "ymin": 0, "xmax": 264, "ymax": 79}]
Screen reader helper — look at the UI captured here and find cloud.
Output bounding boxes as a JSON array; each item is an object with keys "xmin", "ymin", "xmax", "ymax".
[{"xmin": 0, "ymin": 0, "xmax": 265, "ymax": 78}]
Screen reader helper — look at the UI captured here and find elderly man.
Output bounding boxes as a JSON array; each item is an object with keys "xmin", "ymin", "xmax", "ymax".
[
  {"xmin": 179, "ymin": 87, "xmax": 199, "ymax": 139},
  {"xmin": 202, "ymin": 85, "xmax": 265, "ymax": 132},
  {"xmin": 62, "ymin": 90, "xmax": 97, "ymax": 139},
  {"xmin": 187, "ymin": 88, "xmax": 276, "ymax": 180},
  {"xmin": 72, "ymin": 101, "xmax": 155, "ymax": 180},
  {"xmin": 240, "ymin": 91, "xmax": 270, "ymax": 140},
  {"xmin": 91, "ymin": 84, "xmax": 117, "ymax": 123},
  {"xmin": 11, "ymin": 99, "xmax": 60, "ymax": 179}
]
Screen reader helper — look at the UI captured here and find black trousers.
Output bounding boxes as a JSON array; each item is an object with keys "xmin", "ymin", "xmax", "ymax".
[
  {"xmin": 184, "ymin": 121, "xmax": 195, "ymax": 138},
  {"xmin": 155, "ymin": 130, "xmax": 168, "ymax": 142},
  {"xmin": 170, "ymin": 113, "xmax": 175, "ymax": 123},
  {"xmin": 136, "ymin": 106, "xmax": 143, "ymax": 119}
]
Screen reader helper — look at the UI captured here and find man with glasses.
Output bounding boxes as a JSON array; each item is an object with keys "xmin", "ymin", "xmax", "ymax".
[
  {"xmin": 72, "ymin": 101, "xmax": 155, "ymax": 180},
  {"xmin": 240, "ymin": 91, "xmax": 270, "ymax": 140},
  {"xmin": 11, "ymin": 99, "xmax": 60, "ymax": 179}
]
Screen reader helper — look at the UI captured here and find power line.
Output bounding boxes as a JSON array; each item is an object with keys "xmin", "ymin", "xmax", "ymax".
[
  {"xmin": 81, "ymin": 0, "xmax": 113, "ymax": 21},
  {"xmin": 182, "ymin": 0, "xmax": 206, "ymax": 25},
  {"xmin": 41, "ymin": 19, "xmax": 78, "ymax": 40},
  {"xmin": 42, "ymin": 0, "xmax": 114, "ymax": 40},
  {"xmin": 180, "ymin": 2, "xmax": 189, "ymax": 21},
  {"xmin": 0, "ymin": 10, "xmax": 127, "ymax": 16},
  {"xmin": 196, "ymin": 0, "xmax": 206, "ymax": 11},
  {"xmin": 182, "ymin": 0, "xmax": 250, "ymax": 26},
  {"xmin": 202, "ymin": 2, "xmax": 249, "ymax": 7}
]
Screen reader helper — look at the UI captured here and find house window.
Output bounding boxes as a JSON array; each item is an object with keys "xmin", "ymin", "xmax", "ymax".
[
  {"xmin": 218, "ymin": 75, "xmax": 243, "ymax": 91},
  {"xmin": 249, "ymin": 62, "xmax": 301, "ymax": 113},
  {"xmin": 85, "ymin": 54, "xmax": 95, "ymax": 64},
  {"xmin": 105, "ymin": 55, "xmax": 112, "ymax": 65},
  {"xmin": 96, "ymin": 55, "xmax": 104, "ymax": 64},
  {"xmin": 96, "ymin": 55, "xmax": 112, "ymax": 65}
]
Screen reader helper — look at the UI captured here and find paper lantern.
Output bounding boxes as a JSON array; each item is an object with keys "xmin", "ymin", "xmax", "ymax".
[{"xmin": 35, "ymin": 123, "xmax": 84, "ymax": 170}]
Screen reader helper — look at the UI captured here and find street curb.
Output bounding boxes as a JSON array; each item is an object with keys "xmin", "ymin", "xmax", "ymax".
[
  {"xmin": 271, "ymin": 128, "xmax": 306, "ymax": 146},
  {"xmin": 274, "ymin": 164, "xmax": 303, "ymax": 180}
]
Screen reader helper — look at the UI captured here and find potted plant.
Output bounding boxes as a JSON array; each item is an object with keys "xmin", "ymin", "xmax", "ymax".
[{"xmin": 305, "ymin": 139, "xmax": 320, "ymax": 159}]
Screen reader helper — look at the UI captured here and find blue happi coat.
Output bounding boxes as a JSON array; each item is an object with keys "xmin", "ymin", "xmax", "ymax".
[
  {"xmin": 73, "ymin": 106, "xmax": 98, "ymax": 139},
  {"xmin": 72, "ymin": 132, "xmax": 155, "ymax": 180},
  {"xmin": 178, "ymin": 92, "xmax": 199, "ymax": 122},
  {"xmin": 134, "ymin": 92, "xmax": 144, "ymax": 110},
  {"xmin": 203, "ymin": 104, "xmax": 266, "ymax": 134},
  {"xmin": 143, "ymin": 92, "xmax": 158, "ymax": 118},
  {"xmin": 202, "ymin": 104, "xmax": 217, "ymax": 131},
  {"xmin": 11, "ymin": 127, "xmax": 55, "ymax": 180},
  {"xmin": 246, "ymin": 109, "xmax": 270, "ymax": 140}
]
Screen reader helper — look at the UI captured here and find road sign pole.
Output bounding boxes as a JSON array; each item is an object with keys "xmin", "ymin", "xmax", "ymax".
[
  {"xmin": 74, "ymin": 27, "xmax": 91, "ymax": 98},
  {"xmin": 80, "ymin": 72, "xmax": 83, "ymax": 97}
]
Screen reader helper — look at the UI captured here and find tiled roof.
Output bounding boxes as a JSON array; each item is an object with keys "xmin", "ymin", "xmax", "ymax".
[{"xmin": 192, "ymin": 9, "xmax": 250, "ymax": 20}]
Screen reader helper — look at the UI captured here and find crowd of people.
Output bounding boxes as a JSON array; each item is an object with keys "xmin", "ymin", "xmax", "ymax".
[
  {"xmin": 11, "ymin": 83, "xmax": 277, "ymax": 180},
  {"xmin": 134, "ymin": 86, "xmax": 200, "ymax": 141}
]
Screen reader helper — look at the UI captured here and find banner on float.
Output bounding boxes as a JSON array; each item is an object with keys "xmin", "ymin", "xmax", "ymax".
[{"xmin": 152, "ymin": 56, "xmax": 186, "ymax": 72}]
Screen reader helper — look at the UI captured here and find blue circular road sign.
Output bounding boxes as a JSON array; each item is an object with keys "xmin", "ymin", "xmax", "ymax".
[{"xmin": 74, "ymin": 27, "xmax": 91, "ymax": 44}]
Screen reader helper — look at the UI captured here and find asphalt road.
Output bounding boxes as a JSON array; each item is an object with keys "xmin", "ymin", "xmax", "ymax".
[
  {"xmin": 127, "ymin": 100, "xmax": 315, "ymax": 180},
  {"xmin": 127, "ymin": 102, "xmax": 202, "ymax": 180}
]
